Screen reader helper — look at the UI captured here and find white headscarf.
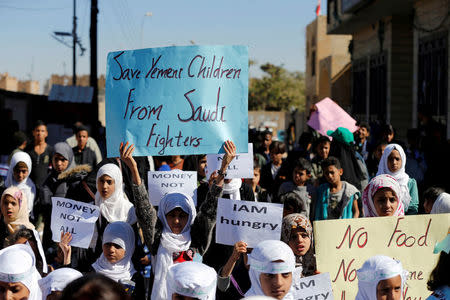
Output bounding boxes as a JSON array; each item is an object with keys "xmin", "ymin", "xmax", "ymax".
[
  {"xmin": 38, "ymin": 267, "xmax": 82, "ymax": 299},
  {"xmin": 222, "ymin": 178, "xmax": 242, "ymax": 200},
  {"xmin": 243, "ymin": 297, "xmax": 277, "ymax": 300},
  {"xmin": 245, "ymin": 240, "xmax": 296, "ymax": 300},
  {"xmin": 6, "ymin": 151, "xmax": 36, "ymax": 216},
  {"xmin": 152, "ymin": 192, "xmax": 197, "ymax": 300},
  {"xmin": 376, "ymin": 144, "xmax": 412, "ymax": 210},
  {"xmin": 94, "ymin": 164, "xmax": 137, "ymax": 224},
  {"xmin": 356, "ymin": 255, "xmax": 408, "ymax": 300},
  {"xmin": 92, "ymin": 221, "xmax": 136, "ymax": 282},
  {"xmin": 166, "ymin": 261, "xmax": 217, "ymax": 300},
  {"xmin": 362, "ymin": 174, "xmax": 405, "ymax": 217},
  {"xmin": 0, "ymin": 244, "xmax": 42, "ymax": 300},
  {"xmin": 430, "ymin": 192, "xmax": 450, "ymax": 214}
]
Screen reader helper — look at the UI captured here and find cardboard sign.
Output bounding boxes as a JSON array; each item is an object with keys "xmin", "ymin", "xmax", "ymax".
[
  {"xmin": 216, "ymin": 198, "xmax": 283, "ymax": 247},
  {"xmin": 314, "ymin": 214, "xmax": 450, "ymax": 300},
  {"xmin": 105, "ymin": 45, "xmax": 249, "ymax": 157},
  {"xmin": 291, "ymin": 273, "xmax": 334, "ymax": 300},
  {"xmin": 205, "ymin": 143, "xmax": 254, "ymax": 179},
  {"xmin": 147, "ymin": 170, "xmax": 197, "ymax": 206},
  {"xmin": 307, "ymin": 98, "xmax": 358, "ymax": 136},
  {"xmin": 51, "ymin": 197, "xmax": 100, "ymax": 249}
]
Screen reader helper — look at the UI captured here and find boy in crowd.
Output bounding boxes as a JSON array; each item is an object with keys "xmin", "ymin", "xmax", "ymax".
[
  {"xmin": 315, "ymin": 156, "xmax": 360, "ymax": 220},
  {"xmin": 311, "ymin": 136, "xmax": 331, "ymax": 185},
  {"xmin": 278, "ymin": 157, "xmax": 315, "ymax": 219},
  {"xmin": 355, "ymin": 122, "xmax": 370, "ymax": 161},
  {"xmin": 72, "ymin": 126, "xmax": 97, "ymax": 168}
]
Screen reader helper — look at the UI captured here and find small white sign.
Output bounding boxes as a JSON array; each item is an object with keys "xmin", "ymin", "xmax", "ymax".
[
  {"xmin": 51, "ymin": 197, "xmax": 100, "ymax": 249},
  {"xmin": 215, "ymin": 198, "xmax": 283, "ymax": 247},
  {"xmin": 206, "ymin": 143, "xmax": 254, "ymax": 179},
  {"xmin": 147, "ymin": 170, "xmax": 197, "ymax": 206},
  {"xmin": 291, "ymin": 273, "xmax": 334, "ymax": 300}
]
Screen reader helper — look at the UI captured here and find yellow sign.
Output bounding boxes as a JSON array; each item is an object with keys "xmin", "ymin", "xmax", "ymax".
[{"xmin": 314, "ymin": 214, "xmax": 450, "ymax": 300}]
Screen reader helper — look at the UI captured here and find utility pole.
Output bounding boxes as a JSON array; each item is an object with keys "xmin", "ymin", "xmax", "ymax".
[
  {"xmin": 72, "ymin": 0, "xmax": 77, "ymax": 85},
  {"xmin": 90, "ymin": 0, "xmax": 99, "ymax": 123}
]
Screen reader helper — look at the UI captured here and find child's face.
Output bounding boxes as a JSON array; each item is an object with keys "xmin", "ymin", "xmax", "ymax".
[
  {"xmin": 263, "ymin": 134, "xmax": 272, "ymax": 149},
  {"xmin": 1, "ymin": 195, "xmax": 20, "ymax": 222},
  {"xmin": 375, "ymin": 144, "xmax": 387, "ymax": 161},
  {"xmin": 387, "ymin": 150, "xmax": 402, "ymax": 173},
  {"xmin": 0, "ymin": 281, "xmax": 30, "ymax": 300},
  {"xmin": 245, "ymin": 168, "xmax": 261, "ymax": 186},
  {"xmin": 97, "ymin": 175, "xmax": 115, "ymax": 199},
  {"xmin": 288, "ymin": 227, "xmax": 311, "ymax": 256},
  {"xmin": 33, "ymin": 125, "xmax": 48, "ymax": 143},
  {"xmin": 102, "ymin": 242, "xmax": 126, "ymax": 263},
  {"xmin": 76, "ymin": 130, "xmax": 89, "ymax": 150},
  {"xmin": 423, "ymin": 198, "xmax": 433, "ymax": 214},
  {"xmin": 197, "ymin": 156, "xmax": 207, "ymax": 177},
  {"xmin": 52, "ymin": 153, "xmax": 69, "ymax": 173},
  {"xmin": 13, "ymin": 165, "xmax": 29, "ymax": 182},
  {"xmin": 376, "ymin": 275, "xmax": 402, "ymax": 300},
  {"xmin": 373, "ymin": 188, "xmax": 398, "ymax": 216},
  {"xmin": 259, "ymin": 268, "xmax": 292, "ymax": 300},
  {"xmin": 166, "ymin": 208, "xmax": 189, "ymax": 234},
  {"xmin": 323, "ymin": 165, "xmax": 343, "ymax": 185},
  {"xmin": 292, "ymin": 168, "xmax": 310, "ymax": 186},
  {"xmin": 317, "ymin": 142, "xmax": 330, "ymax": 159}
]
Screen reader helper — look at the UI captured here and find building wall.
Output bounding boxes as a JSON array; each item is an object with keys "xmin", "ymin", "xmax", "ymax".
[
  {"xmin": 305, "ymin": 16, "xmax": 352, "ymax": 111},
  {"xmin": 0, "ymin": 73, "xmax": 18, "ymax": 92}
]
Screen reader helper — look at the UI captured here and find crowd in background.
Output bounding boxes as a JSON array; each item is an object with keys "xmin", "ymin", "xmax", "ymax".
[{"xmin": 0, "ymin": 115, "xmax": 449, "ymax": 300}]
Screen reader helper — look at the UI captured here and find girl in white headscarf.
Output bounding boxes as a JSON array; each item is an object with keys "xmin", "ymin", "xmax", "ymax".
[
  {"xmin": 119, "ymin": 140, "xmax": 237, "ymax": 300},
  {"xmin": 246, "ymin": 240, "xmax": 296, "ymax": 300},
  {"xmin": 91, "ymin": 221, "xmax": 143, "ymax": 299},
  {"xmin": 166, "ymin": 261, "xmax": 217, "ymax": 300},
  {"xmin": 6, "ymin": 151, "xmax": 36, "ymax": 217},
  {"xmin": 362, "ymin": 174, "xmax": 405, "ymax": 217},
  {"xmin": 0, "ymin": 243, "xmax": 42, "ymax": 300},
  {"xmin": 38, "ymin": 267, "xmax": 82, "ymax": 300},
  {"xmin": 95, "ymin": 163, "xmax": 137, "ymax": 225},
  {"xmin": 376, "ymin": 144, "xmax": 418, "ymax": 215},
  {"xmin": 356, "ymin": 255, "xmax": 408, "ymax": 300}
]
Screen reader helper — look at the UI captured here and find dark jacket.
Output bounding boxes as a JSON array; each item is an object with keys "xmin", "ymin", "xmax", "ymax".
[{"xmin": 259, "ymin": 160, "xmax": 290, "ymax": 201}]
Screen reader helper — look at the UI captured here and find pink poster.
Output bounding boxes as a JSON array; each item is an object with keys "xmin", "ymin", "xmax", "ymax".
[{"xmin": 307, "ymin": 97, "xmax": 358, "ymax": 136}]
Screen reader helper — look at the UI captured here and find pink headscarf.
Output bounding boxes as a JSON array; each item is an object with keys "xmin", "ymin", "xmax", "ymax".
[{"xmin": 362, "ymin": 174, "xmax": 404, "ymax": 217}]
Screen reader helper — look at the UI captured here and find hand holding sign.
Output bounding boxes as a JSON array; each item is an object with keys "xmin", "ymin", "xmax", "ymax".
[
  {"xmin": 221, "ymin": 241, "xmax": 248, "ymax": 278},
  {"xmin": 59, "ymin": 232, "xmax": 72, "ymax": 266},
  {"xmin": 214, "ymin": 140, "xmax": 236, "ymax": 187}
]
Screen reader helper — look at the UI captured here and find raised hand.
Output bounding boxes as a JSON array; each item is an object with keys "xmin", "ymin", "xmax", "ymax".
[
  {"xmin": 59, "ymin": 231, "xmax": 72, "ymax": 266},
  {"xmin": 119, "ymin": 142, "xmax": 141, "ymax": 185}
]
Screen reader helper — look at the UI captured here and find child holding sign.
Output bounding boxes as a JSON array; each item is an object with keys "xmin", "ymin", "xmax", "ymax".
[
  {"xmin": 120, "ymin": 140, "xmax": 236, "ymax": 300},
  {"xmin": 245, "ymin": 240, "xmax": 296, "ymax": 299},
  {"xmin": 315, "ymin": 157, "xmax": 360, "ymax": 220}
]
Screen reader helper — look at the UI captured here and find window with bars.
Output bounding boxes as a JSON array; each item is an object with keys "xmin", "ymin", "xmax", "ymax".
[
  {"xmin": 418, "ymin": 32, "xmax": 448, "ymax": 118},
  {"xmin": 369, "ymin": 52, "xmax": 387, "ymax": 121},
  {"xmin": 352, "ymin": 58, "xmax": 367, "ymax": 115}
]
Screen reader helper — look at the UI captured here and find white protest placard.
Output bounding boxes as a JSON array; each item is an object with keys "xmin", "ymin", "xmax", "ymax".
[
  {"xmin": 51, "ymin": 197, "xmax": 100, "ymax": 249},
  {"xmin": 147, "ymin": 170, "xmax": 197, "ymax": 206},
  {"xmin": 216, "ymin": 198, "xmax": 283, "ymax": 247},
  {"xmin": 206, "ymin": 143, "xmax": 254, "ymax": 179},
  {"xmin": 291, "ymin": 273, "xmax": 334, "ymax": 300}
]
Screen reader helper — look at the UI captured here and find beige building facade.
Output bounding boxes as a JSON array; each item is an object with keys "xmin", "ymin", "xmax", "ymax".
[
  {"xmin": 0, "ymin": 73, "xmax": 40, "ymax": 94},
  {"xmin": 305, "ymin": 15, "xmax": 352, "ymax": 112},
  {"xmin": 328, "ymin": 0, "xmax": 450, "ymax": 138}
]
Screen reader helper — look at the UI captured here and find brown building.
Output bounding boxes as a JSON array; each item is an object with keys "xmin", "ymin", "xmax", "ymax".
[
  {"xmin": 328, "ymin": 0, "xmax": 450, "ymax": 138},
  {"xmin": 305, "ymin": 15, "xmax": 353, "ymax": 111},
  {"xmin": 0, "ymin": 73, "xmax": 40, "ymax": 94}
]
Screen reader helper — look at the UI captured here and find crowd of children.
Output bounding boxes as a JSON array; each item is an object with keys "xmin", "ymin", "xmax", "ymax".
[{"xmin": 0, "ymin": 120, "xmax": 449, "ymax": 300}]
